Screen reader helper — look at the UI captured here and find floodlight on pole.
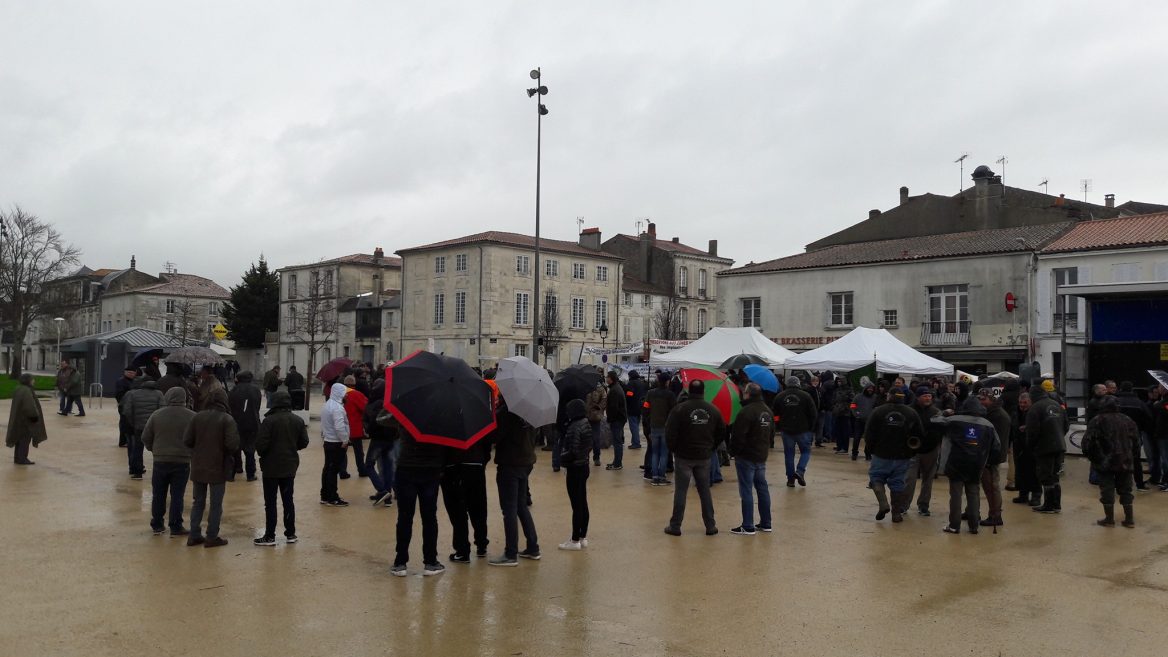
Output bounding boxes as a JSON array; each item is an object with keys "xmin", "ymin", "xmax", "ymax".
[
  {"xmin": 527, "ymin": 67, "xmax": 549, "ymax": 362},
  {"xmin": 54, "ymin": 317, "xmax": 65, "ymax": 365}
]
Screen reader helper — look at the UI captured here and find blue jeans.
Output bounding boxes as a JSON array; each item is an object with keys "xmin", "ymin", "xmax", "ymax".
[
  {"xmin": 735, "ymin": 459, "xmax": 771, "ymax": 530},
  {"xmin": 650, "ymin": 428, "xmax": 669, "ymax": 479},
  {"xmin": 365, "ymin": 440, "xmax": 396, "ymax": 496},
  {"xmin": 819, "ymin": 412, "xmax": 833, "ymax": 445},
  {"xmin": 496, "ymin": 464, "xmax": 539, "ymax": 559},
  {"xmin": 868, "ymin": 456, "xmax": 910, "ymax": 492},
  {"xmin": 628, "ymin": 416, "xmax": 642, "ymax": 448},
  {"xmin": 1141, "ymin": 432, "xmax": 1162, "ymax": 484},
  {"xmin": 549, "ymin": 426, "xmax": 561, "ymax": 469},
  {"xmin": 128, "ymin": 431, "xmax": 146, "ymax": 475},
  {"xmin": 189, "ymin": 481, "xmax": 225, "ymax": 540},
  {"xmin": 782, "ymin": 431, "xmax": 813, "ymax": 478},
  {"xmin": 609, "ymin": 420, "xmax": 625, "ymax": 467},
  {"xmin": 150, "ymin": 461, "xmax": 190, "ymax": 531},
  {"xmin": 590, "ymin": 421, "xmax": 603, "ymax": 463},
  {"xmin": 709, "ymin": 450, "xmax": 723, "ymax": 483},
  {"xmin": 394, "ymin": 468, "xmax": 441, "ymax": 566}
]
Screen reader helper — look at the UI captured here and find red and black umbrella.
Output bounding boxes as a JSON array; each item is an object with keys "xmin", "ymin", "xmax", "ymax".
[
  {"xmin": 383, "ymin": 350, "xmax": 496, "ymax": 449},
  {"xmin": 316, "ymin": 357, "xmax": 353, "ymax": 383}
]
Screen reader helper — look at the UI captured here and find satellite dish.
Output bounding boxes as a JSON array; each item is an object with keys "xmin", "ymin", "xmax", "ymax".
[{"xmin": 529, "ymin": 69, "xmax": 540, "ymax": 80}]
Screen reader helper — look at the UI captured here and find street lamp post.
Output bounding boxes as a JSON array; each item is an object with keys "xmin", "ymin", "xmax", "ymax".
[
  {"xmin": 599, "ymin": 321, "xmax": 609, "ymax": 351},
  {"xmin": 527, "ymin": 68, "xmax": 549, "ymax": 362},
  {"xmin": 54, "ymin": 317, "xmax": 65, "ymax": 366}
]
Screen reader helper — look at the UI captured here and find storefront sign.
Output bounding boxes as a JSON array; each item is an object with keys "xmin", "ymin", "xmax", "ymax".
[
  {"xmin": 1160, "ymin": 344, "xmax": 1168, "ymax": 361},
  {"xmin": 776, "ymin": 336, "xmax": 840, "ymax": 346}
]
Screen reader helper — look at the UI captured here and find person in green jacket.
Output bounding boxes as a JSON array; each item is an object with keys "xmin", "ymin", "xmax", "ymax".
[
  {"xmin": 63, "ymin": 365, "xmax": 86, "ymax": 417},
  {"xmin": 254, "ymin": 390, "xmax": 310, "ymax": 546},
  {"xmin": 7, "ymin": 374, "xmax": 47, "ymax": 465},
  {"xmin": 183, "ymin": 388, "xmax": 240, "ymax": 548},
  {"xmin": 142, "ymin": 388, "xmax": 196, "ymax": 536}
]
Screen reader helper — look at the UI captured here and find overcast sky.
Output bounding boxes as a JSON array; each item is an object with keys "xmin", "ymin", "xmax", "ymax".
[{"xmin": 2, "ymin": 1, "xmax": 1166, "ymax": 286}]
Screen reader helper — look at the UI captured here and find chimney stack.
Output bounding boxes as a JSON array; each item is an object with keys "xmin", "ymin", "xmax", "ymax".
[
  {"xmin": 373, "ymin": 246, "xmax": 384, "ymax": 264},
  {"xmin": 647, "ymin": 222, "xmax": 656, "ymax": 240},
  {"xmin": 869, "ymin": 209, "xmax": 881, "ymax": 219},
  {"xmin": 579, "ymin": 227, "xmax": 602, "ymax": 251},
  {"xmin": 708, "ymin": 239, "xmax": 718, "ymax": 256},
  {"xmin": 1105, "ymin": 193, "xmax": 1115, "ymax": 208},
  {"xmin": 671, "ymin": 237, "xmax": 680, "ymax": 244},
  {"xmin": 130, "ymin": 255, "xmax": 136, "ymax": 270},
  {"xmin": 899, "ymin": 186, "xmax": 909, "ymax": 205}
]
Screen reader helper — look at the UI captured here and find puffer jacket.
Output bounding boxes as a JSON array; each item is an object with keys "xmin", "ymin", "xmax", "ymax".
[
  {"xmin": 852, "ymin": 389, "xmax": 878, "ymax": 420},
  {"xmin": 228, "ymin": 371, "xmax": 262, "ymax": 434},
  {"xmin": 320, "ymin": 383, "xmax": 349, "ymax": 444},
  {"xmin": 141, "ymin": 388, "xmax": 196, "ymax": 463},
  {"xmin": 1081, "ymin": 409, "xmax": 1138, "ymax": 473},
  {"xmin": 183, "ymin": 388, "xmax": 241, "ymax": 484},
  {"xmin": 120, "ymin": 380, "xmax": 165, "ymax": 435},
  {"xmin": 560, "ymin": 399, "xmax": 592, "ymax": 467},
  {"xmin": 585, "ymin": 383, "xmax": 607, "ymax": 423}
]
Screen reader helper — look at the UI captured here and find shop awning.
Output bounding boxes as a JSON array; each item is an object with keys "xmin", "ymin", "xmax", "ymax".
[{"xmin": 1059, "ymin": 281, "xmax": 1168, "ymax": 298}]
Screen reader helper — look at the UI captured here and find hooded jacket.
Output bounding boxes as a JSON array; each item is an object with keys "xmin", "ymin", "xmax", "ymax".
[
  {"xmin": 1026, "ymin": 392, "xmax": 1067, "ymax": 457},
  {"xmin": 228, "ymin": 370, "xmax": 262, "ymax": 435},
  {"xmin": 666, "ymin": 397, "xmax": 726, "ymax": 460},
  {"xmin": 585, "ymin": 382, "xmax": 607, "ymax": 423},
  {"xmin": 865, "ymin": 400, "xmax": 925, "ymax": 461},
  {"xmin": 934, "ymin": 398, "xmax": 1000, "ymax": 483},
  {"xmin": 729, "ymin": 398, "xmax": 774, "ymax": 463},
  {"xmin": 255, "ymin": 390, "xmax": 310, "ymax": 479},
  {"xmin": 560, "ymin": 399, "xmax": 593, "ymax": 467},
  {"xmin": 852, "ymin": 387, "xmax": 879, "ymax": 421},
  {"xmin": 142, "ymin": 388, "xmax": 196, "ymax": 463},
  {"xmin": 773, "ymin": 387, "xmax": 818, "ymax": 434},
  {"xmin": 643, "ymin": 384, "xmax": 678, "ymax": 434},
  {"xmin": 985, "ymin": 402, "xmax": 1012, "ymax": 465},
  {"xmin": 120, "ymin": 379, "xmax": 165, "ymax": 434},
  {"xmin": 342, "ymin": 387, "xmax": 368, "ymax": 439},
  {"xmin": 183, "ymin": 388, "xmax": 241, "ymax": 484},
  {"xmin": 1081, "ymin": 406, "xmax": 1139, "ymax": 473},
  {"xmin": 320, "ymin": 383, "xmax": 350, "ymax": 444},
  {"xmin": 492, "ymin": 407, "xmax": 537, "ymax": 467},
  {"xmin": 5, "ymin": 382, "xmax": 46, "ymax": 449},
  {"xmin": 624, "ymin": 372, "xmax": 648, "ymax": 418}
]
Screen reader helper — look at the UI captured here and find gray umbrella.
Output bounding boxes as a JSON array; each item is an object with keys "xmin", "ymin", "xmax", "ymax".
[
  {"xmin": 496, "ymin": 356, "xmax": 559, "ymax": 428},
  {"xmin": 164, "ymin": 346, "xmax": 225, "ymax": 368}
]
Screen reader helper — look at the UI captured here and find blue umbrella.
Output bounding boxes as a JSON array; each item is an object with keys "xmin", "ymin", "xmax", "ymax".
[{"xmin": 743, "ymin": 364, "xmax": 780, "ymax": 393}]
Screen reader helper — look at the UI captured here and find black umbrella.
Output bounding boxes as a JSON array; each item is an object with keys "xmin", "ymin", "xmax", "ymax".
[
  {"xmin": 130, "ymin": 348, "xmax": 164, "ymax": 370},
  {"xmin": 719, "ymin": 353, "xmax": 768, "ymax": 370},
  {"xmin": 554, "ymin": 364, "xmax": 603, "ymax": 424},
  {"xmin": 384, "ymin": 350, "xmax": 496, "ymax": 449}
]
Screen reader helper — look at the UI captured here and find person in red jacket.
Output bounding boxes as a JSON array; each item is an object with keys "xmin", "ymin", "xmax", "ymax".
[{"xmin": 341, "ymin": 375, "xmax": 369, "ymax": 478}]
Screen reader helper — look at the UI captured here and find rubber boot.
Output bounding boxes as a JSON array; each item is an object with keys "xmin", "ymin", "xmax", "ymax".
[
  {"xmin": 1051, "ymin": 484, "xmax": 1062, "ymax": 512},
  {"xmin": 1096, "ymin": 504, "xmax": 1115, "ymax": 527},
  {"xmin": 873, "ymin": 485, "xmax": 890, "ymax": 521},
  {"xmin": 1034, "ymin": 486, "xmax": 1058, "ymax": 513},
  {"xmin": 1122, "ymin": 504, "xmax": 1135, "ymax": 528},
  {"xmin": 1029, "ymin": 491, "xmax": 1043, "ymax": 507},
  {"xmin": 889, "ymin": 490, "xmax": 906, "ymax": 522}
]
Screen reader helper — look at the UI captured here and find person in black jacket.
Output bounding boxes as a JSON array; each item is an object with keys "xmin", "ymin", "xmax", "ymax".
[
  {"xmin": 624, "ymin": 370, "xmax": 648, "ymax": 450},
  {"xmin": 114, "ymin": 368, "xmax": 137, "ymax": 447},
  {"xmin": 1115, "ymin": 381, "xmax": 1155, "ymax": 489},
  {"xmin": 643, "ymin": 374, "xmax": 677, "ymax": 485},
  {"xmin": 389, "ymin": 426, "xmax": 447, "ymax": 577},
  {"xmin": 364, "ymin": 379, "xmax": 398, "ymax": 507},
  {"xmin": 903, "ymin": 386, "xmax": 944, "ymax": 516},
  {"xmin": 1011, "ymin": 393, "xmax": 1042, "ymax": 506},
  {"xmin": 1029, "ymin": 383, "xmax": 1068, "ymax": 514},
  {"xmin": 441, "ymin": 419, "xmax": 492, "ymax": 563},
  {"xmin": 228, "ymin": 370, "xmax": 263, "ymax": 482},
  {"xmin": 253, "ymin": 390, "xmax": 309, "ymax": 546},
  {"xmin": 605, "ymin": 372, "xmax": 628, "ymax": 471},
  {"xmin": 729, "ymin": 383, "xmax": 774, "ymax": 535},
  {"xmin": 774, "ymin": 375, "xmax": 818, "ymax": 488},
  {"xmin": 558, "ymin": 399, "xmax": 592, "ymax": 550},
  {"xmin": 864, "ymin": 390, "xmax": 923, "ymax": 522},
  {"xmin": 664, "ymin": 380, "xmax": 725, "ymax": 536},
  {"xmin": 489, "ymin": 401, "xmax": 540, "ymax": 566},
  {"xmin": 978, "ymin": 388, "xmax": 1013, "ymax": 527},
  {"xmin": 936, "ymin": 397, "xmax": 1001, "ymax": 534}
]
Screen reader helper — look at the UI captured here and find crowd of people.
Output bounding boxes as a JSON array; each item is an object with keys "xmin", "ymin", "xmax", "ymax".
[{"xmin": 5, "ymin": 356, "xmax": 1160, "ymax": 576}]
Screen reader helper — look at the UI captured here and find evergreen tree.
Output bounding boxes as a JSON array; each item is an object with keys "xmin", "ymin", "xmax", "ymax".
[{"xmin": 222, "ymin": 256, "xmax": 279, "ymax": 349}]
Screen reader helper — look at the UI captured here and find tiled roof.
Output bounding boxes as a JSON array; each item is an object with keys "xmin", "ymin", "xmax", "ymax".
[
  {"xmin": 105, "ymin": 273, "xmax": 229, "ymax": 299},
  {"xmin": 621, "ymin": 274, "xmax": 672, "ymax": 296},
  {"xmin": 607, "ymin": 234, "xmax": 731, "ymax": 261},
  {"xmin": 277, "ymin": 253, "xmax": 402, "ymax": 271},
  {"xmin": 397, "ymin": 231, "xmax": 625, "ymax": 261},
  {"xmin": 1041, "ymin": 213, "xmax": 1168, "ymax": 254},
  {"xmin": 722, "ymin": 222, "xmax": 1075, "ymax": 276}
]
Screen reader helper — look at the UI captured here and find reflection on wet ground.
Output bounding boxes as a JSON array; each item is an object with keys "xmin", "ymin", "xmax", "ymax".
[{"xmin": 1, "ymin": 403, "xmax": 1165, "ymax": 656}]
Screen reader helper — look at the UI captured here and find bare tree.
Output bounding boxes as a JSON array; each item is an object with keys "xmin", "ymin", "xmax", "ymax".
[
  {"xmin": 175, "ymin": 297, "xmax": 206, "ymax": 346},
  {"xmin": 286, "ymin": 265, "xmax": 342, "ymax": 410},
  {"xmin": 537, "ymin": 290, "xmax": 568, "ymax": 367},
  {"xmin": 0, "ymin": 207, "xmax": 81, "ymax": 376},
  {"xmin": 652, "ymin": 294, "xmax": 684, "ymax": 340}
]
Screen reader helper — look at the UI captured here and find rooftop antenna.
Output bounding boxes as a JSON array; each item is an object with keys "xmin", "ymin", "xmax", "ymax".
[
  {"xmin": 576, "ymin": 216, "xmax": 585, "ymax": 235},
  {"xmin": 954, "ymin": 153, "xmax": 970, "ymax": 193},
  {"xmin": 634, "ymin": 218, "xmax": 644, "ymax": 235},
  {"xmin": 1080, "ymin": 178, "xmax": 1093, "ymax": 202},
  {"xmin": 163, "ymin": 261, "xmax": 177, "ymax": 274},
  {"xmin": 996, "ymin": 156, "xmax": 1008, "ymax": 186},
  {"xmin": 1039, "ymin": 178, "xmax": 1049, "ymax": 194}
]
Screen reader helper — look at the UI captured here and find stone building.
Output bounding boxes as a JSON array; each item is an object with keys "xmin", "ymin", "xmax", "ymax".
[
  {"xmin": 395, "ymin": 230, "xmax": 624, "ymax": 370},
  {"xmin": 275, "ymin": 249, "xmax": 402, "ymax": 373}
]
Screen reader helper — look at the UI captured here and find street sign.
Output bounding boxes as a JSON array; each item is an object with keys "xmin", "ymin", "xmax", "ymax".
[{"xmin": 212, "ymin": 323, "xmax": 228, "ymax": 340}]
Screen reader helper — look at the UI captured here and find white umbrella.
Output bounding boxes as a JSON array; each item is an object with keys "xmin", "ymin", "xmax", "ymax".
[{"xmin": 496, "ymin": 356, "xmax": 559, "ymax": 428}]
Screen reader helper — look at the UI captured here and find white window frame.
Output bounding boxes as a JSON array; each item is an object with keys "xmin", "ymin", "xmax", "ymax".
[
  {"xmin": 546, "ymin": 259, "xmax": 559, "ymax": 278},
  {"xmin": 570, "ymin": 297, "xmax": 586, "ymax": 330},
  {"xmin": 515, "ymin": 291, "xmax": 531, "ymax": 326},
  {"xmin": 454, "ymin": 254, "xmax": 468, "ymax": 272},
  {"xmin": 697, "ymin": 308, "xmax": 707, "ymax": 334},
  {"xmin": 678, "ymin": 306, "xmax": 688, "ymax": 335},
  {"xmin": 642, "ymin": 294, "xmax": 651, "ymax": 308},
  {"xmin": 513, "ymin": 343, "xmax": 529, "ymax": 358},
  {"xmin": 435, "ymin": 256, "xmax": 447, "ymax": 274},
  {"xmin": 287, "ymin": 274, "xmax": 298, "ymax": 299},
  {"xmin": 828, "ymin": 292, "xmax": 854, "ymax": 328},
  {"xmin": 164, "ymin": 319, "xmax": 176, "ymax": 334},
  {"xmin": 698, "ymin": 269, "xmax": 708, "ymax": 297},
  {"xmin": 1053, "ymin": 268, "xmax": 1078, "ymax": 330},
  {"xmin": 454, "ymin": 291, "xmax": 467, "ymax": 325},
  {"xmin": 433, "ymin": 293, "xmax": 445, "ymax": 326},
  {"xmin": 594, "ymin": 299, "xmax": 608, "ymax": 331},
  {"xmin": 596, "ymin": 265, "xmax": 609, "ymax": 283},
  {"xmin": 165, "ymin": 299, "xmax": 176, "ymax": 314},
  {"xmin": 926, "ymin": 285, "xmax": 968, "ymax": 335},
  {"xmin": 741, "ymin": 298, "xmax": 761, "ymax": 328},
  {"xmin": 572, "ymin": 263, "xmax": 586, "ymax": 280},
  {"xmin": 516, "ymin": 255, "xmax": 531, "ymax": 275},
  {"xmin": 208, "ymin": 301, "xmax": 219, "ymax": 316},
  {"xmin": 881, "ymin": 309, "xmax": 898, "ymax": 328},
  {"xmin": 678, "ymin": 266, "xmax": 689, "ymax": 295}
]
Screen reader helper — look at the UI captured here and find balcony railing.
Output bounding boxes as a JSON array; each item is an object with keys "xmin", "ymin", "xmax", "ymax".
[
  {"xmin": 920, "ymin": 321, "xmax": 971, "ymax": 346},
  {"xmin": 698, "ymin": 288, "xmax": 707, "ymax": 298},
  {"xmin": 1053, "ymin": 314, "xmax": 1079, "ymax": 332},
  {"xmin": 678, "ymin": 286, "xmax": 688, "ymax": 297}
]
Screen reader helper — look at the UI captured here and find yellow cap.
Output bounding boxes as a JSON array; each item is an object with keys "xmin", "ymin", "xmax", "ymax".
[{"xmin": 1041, "ymin": 379, "xmax": 1055, "ymax": 392}]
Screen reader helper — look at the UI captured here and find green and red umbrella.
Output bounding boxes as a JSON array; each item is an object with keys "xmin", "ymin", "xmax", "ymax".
[{"xmin": 679, "ymin": 366, "xmax": 742, "ymax": 424}]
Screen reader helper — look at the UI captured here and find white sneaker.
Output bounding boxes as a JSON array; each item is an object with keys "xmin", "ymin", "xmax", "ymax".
[
  {"xmin": 580, "ymin": 538, "xmax": 589, "ymax": 548},
  {"xmin": 558, "ymin": 540, "xmax": 582, "ymax": 551}
]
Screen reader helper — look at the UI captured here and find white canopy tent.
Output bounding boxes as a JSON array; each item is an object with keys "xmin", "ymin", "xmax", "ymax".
[
  {"xmin": 650, "ymin": 327, "xmax": 795, "ymax": 369},
  {"xmin": 783, "ymin": 327, "xmax": 954, "ymax": 376}
]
